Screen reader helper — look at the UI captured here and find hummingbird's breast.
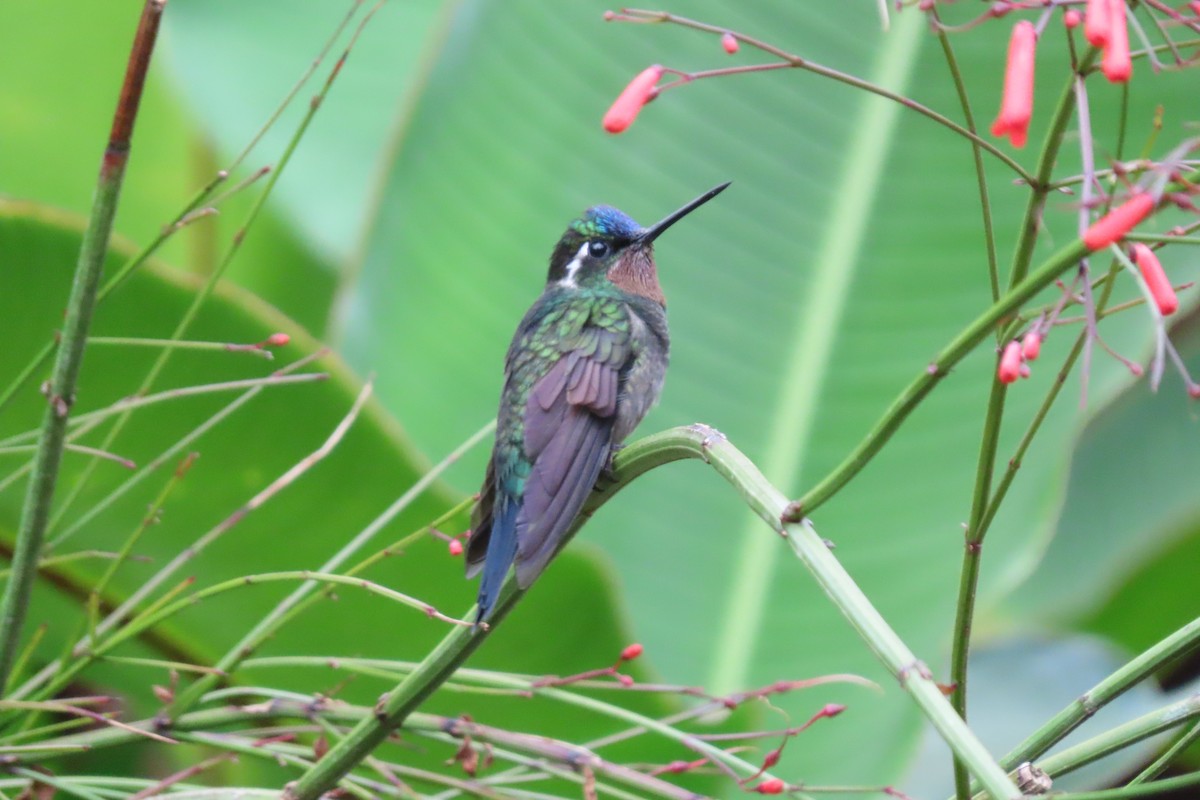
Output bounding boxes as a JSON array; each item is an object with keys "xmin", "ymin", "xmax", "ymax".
[{"xmin": 614, "ymin": 299, "xmax": 669, "ymax": 444}]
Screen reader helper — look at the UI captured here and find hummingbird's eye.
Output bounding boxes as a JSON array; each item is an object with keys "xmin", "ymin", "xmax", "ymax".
[{"xmin": 587, "ymin": 240, "xmax": 610, "ymax": 258}]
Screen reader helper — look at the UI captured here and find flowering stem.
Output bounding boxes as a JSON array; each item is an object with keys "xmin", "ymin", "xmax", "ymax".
[
  {"xmin": 617, "ymin": 8, "xmax": 1036, "ymax": 184},
  {"xmin": 0, "ymin": 0, "xmax": 166, "ymax": 697},
  {"xmin": 161, "ymin": 422, "xmax": 493, "ymax": 721},
  {"xmin": 1009, "ymin": 48, "xmax": 1098, "ymax": 287},
  {"xmin": 794, "ymin": 235, "xmax": 1090, "ymax": 517},
  {"xmin": 284, "ymin": 425, "xmax": 1020, "ymax": 800}
]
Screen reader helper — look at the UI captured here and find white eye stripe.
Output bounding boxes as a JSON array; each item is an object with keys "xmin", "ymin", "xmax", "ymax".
[{"xmin": 558, "ymin": 242, "xmax": 590, "ymax": 288}]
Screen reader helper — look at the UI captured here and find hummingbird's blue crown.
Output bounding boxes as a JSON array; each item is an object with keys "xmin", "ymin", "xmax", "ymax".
[{"xmin": 571, "ymin": 206, "xmax": 641, "ymax": 241}]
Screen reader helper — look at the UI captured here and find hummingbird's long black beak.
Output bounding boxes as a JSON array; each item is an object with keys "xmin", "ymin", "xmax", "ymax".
[{"xmin": 638, "ymin": 181, "xmax": 731, "ymax": 244}]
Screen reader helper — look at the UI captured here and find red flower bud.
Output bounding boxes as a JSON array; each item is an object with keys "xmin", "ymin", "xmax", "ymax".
[
  {"xmin": 821, "ymin": 703, "xmax": 846, "ymax": 718},
  {"xmin": 1132, "ymin": 243, "xmax": 1178, "ymax": 316},
  {"xmin": 1085, "ymin": 0, "xmax": 1110, "ymax": 46},
  {"xmin": 1101, "ymin": 0, "xmax": 1132, "ymax": 82},
  {"xmin": 1063, "ymin": 9, "xmax": 1082, "ymax": 28},
  {"xmin": 990, "ymin": 21, "xmax": 1037, "ymax": 148},
  {"xmin": 755, "ymin": 779, "xmax": 785, "ymax": 795},
  {"xmin": 722, "ymin": 33, "xmax": 739, "ymax": 54},
  {"xmin": 1192, "ymin": 1, "xmax": 1200, "ymax": 17},
  {"xmin": 602, "ymin": 66, "xmax": 663, "ymax": 134},
  {"xmin": 1021, "ymin": 331, "xmax": 1042, "ymax": 361},
  {"xmin": 998, "ymin": 341, "xmax": 1023, "ymax": 384},
  {"xmin": 266, "ymin": 332, "xmax": 290, "ymax": 347},
  {"xmin": 616, "ymin": 673, "xmax": 634, "ymax": 687},
  {"xmin": 619, "ymin": 643, "xmax": 644, "ymax": 661},
  {"xmin": 1082, "ymin": 193, "xmax": 1155, "ymax": 250},
  {"xmin": 448, "ymin": 539, "xmax": 464, "ymax": 557}
]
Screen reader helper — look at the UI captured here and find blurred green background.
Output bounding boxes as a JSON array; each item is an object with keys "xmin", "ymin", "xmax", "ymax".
[{"xmin": 0, "ymin": 0, "xmax": 1198, "ymax": 795}]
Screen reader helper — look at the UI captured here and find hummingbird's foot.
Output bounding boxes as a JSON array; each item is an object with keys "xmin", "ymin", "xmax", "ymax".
[{"xmin": 597, "ymin": 443, "xmax": 626, "ymax": 486}]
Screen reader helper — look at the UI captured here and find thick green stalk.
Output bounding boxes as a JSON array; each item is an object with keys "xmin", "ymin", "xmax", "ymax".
[
  {"xmin": 285, "ymin": 426, "xmax": 1020, "ymax": 800},
  {"xmin": 0, "ymin": 0, "xmax": 165, "ymax": 695}
]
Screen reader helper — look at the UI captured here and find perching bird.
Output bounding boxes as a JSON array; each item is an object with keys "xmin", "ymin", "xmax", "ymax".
[{"xmin": 466, "ymin": 183, "xmax": 730, "ymax": 621}]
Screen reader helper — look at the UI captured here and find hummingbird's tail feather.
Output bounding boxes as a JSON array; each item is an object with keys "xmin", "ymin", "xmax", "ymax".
[
  {"xmin": 465, "ymin": 460, "xmax": 496, "ymax": 580},
  {"xmin": 476, "ymin": 498, "xmax": 519, "ymax": 622}
]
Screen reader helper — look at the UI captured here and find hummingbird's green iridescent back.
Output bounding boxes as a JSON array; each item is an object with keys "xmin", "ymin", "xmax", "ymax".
[{"xmin": 466, "ymin": 184, "xmax": 729, "ymax": 621}]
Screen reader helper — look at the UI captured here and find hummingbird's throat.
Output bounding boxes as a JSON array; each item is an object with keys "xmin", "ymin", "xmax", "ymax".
[{"xmin": 607, "ymin": 246, "xmax": 664, "ymax": 306}]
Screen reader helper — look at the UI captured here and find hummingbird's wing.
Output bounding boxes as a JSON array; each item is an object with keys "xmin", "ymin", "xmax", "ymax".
[{"xmin": 514, "ymin": 325, "xmax": 629, "ymax": 587}]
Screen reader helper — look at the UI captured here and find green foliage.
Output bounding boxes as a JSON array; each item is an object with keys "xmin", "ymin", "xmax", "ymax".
[{"xmin": 0, "ymin": 0, "xmax": 1198, "ymax": 795}]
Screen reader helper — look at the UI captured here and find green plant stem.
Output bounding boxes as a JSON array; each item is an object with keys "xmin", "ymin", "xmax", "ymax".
[
  {"xmin": 285, "ymin": 425, "xmax": 1020, "ymax": 800},
  {"xmin": 162, "ymin": 421, "xmax": 492, "ymax": 720},
  {"xmin": 932, "ymin": 13, "xmax": 999, "ymax": 303},
  {"xmin": 1129, "ymin": 720, "xmax": 1200, "ymax": 784},
  {"xmin": 1008, "ymin": 49, "xmax": 1098, "ymax": 288},
  {"xmin": 1032, "ymin": 693, "xmax": 1200, "ymax": 779},
  {"xmin": 999, "ymin": 615, "xmax": 1200, "ymax": 771},
  {"xmin": 795, "ymin": 236, "xmax": 1089, "ymax": 517},
  {"xmin": 0, "ymin": 1, "xmax": 362, "ymax": 419},
  {"xmin": 46, "ymin": 3, "xmax": 380, "ymax": 535},
  {"xmin": 0, "ymin": 0, "xmax": 165, "ymax": 697},
  {"xmin": 1054, "ymin": 773, "xmax": 1200, "ymax": 800}
]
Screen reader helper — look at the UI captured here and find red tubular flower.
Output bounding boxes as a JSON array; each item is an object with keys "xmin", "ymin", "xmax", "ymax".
[
  {"xmin": 1085, "ymin": 0, "xmax": 1110, "ymax": 46},
  {"xmin": 1082, "ymin": 193, "xmax": 1155, "ymax": 250},
  {"xmin": 1021, "ymin": 331, "xmax": 1042, "ymax": 361},
  {"xmin": 619, "ymin": 643, "xmax": 644, "ymax": 661},
  {"xmin": 1101, "ymin": 0, "xmax": 1132, "ymax": 82},
  {"xmin": 997, "ymin": 341, "xmax": 1023, "ymax": 384},
  {"xmin": 990, "ymin": 21, "xmax": 1037, "ymax": 148},
  {"xmin": 1063, "ymin": 9, "xmax": 1082, "ymax": 28},
  {"xmin": 602, "ymin": 65, "xmax": 663, "ymax": 134},
  {"xmin": 1132, "ymin": 243, "xmax": 1179, "ymax": 316},
  {"xmin": 722, "ymin": 33, "xmax": 739, "ymax": 54}
]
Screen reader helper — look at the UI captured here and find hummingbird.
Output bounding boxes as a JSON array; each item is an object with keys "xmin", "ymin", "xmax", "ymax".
[{"xmin": 466, "ymin": 182, "xmax": 730, "ymax": 622}]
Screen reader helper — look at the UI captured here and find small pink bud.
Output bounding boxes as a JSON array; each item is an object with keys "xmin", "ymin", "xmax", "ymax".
[
  {"xmin": 1188, "ymin": 384, "xmax": 1200, "ymax": 399},
  {"xmin": 1132, "ymin": 243, "xmax": 1178, "ymax": 315},
  {"xmin": 1063, "ymin": 9, "xmax": 1082, "ymax": 28},
  {"xmin": 761, "ymin": 749, "xmax": 781, "ymax": 769},
  {"xmin": 721, "ymin": 33, "xmax": 739, "ymax": 54},
  {"xmin": 1085, "ymin": 0, "xmax": 1111, "ymax": 46},
  {"xmin": 821, "ymin": 703, "xmax": 846, "ymax": 718},
  {"xmin": 998, "ymin": 341, "xmax": 1023, "ymax": 384},
  {"xmin": 603, "ymin": 10, "xmax": 616, "ymax": 21},
  {"xmin": 266, "ymin": 332, "xmax": 290, "ymax": 347},
  {"xmin": 1128, "ymin": 362, "xmax": 1144, "ymax": 377},
  {"xmin": 1192, "ymin": 1, "xmax": 1200, "ymax": 17},
  {"xmin": 602, "ymin": 66, "xmax": 663, "ymax": 134},
  {"xmin": 990, "ymin": 21, "xmax": 1037, "ymax": 148},
  {"xmin": 1082, "ymin": 193, "xmax": 1155, "ymax": 250},
  {"xmin": 755, "ymin": 779, "xmax": 786, "ymax": 795},
  {"xmin": 1021, "ymin": 332, "xmax": 1042, "ymax": 361},
  {"xmin": 616, "ymin": 673, "xmax": 634, "ymax": 687},
  {"xmin": 448, "ymin": 539, "xmax": 463, "ymax": 557},
  {"xmin": 1101, "ymin": 0, "xmax": 1132, "ymax": 82},
  {"xmin": 619, "ymin": 643, "xmax": 644, "ymax": 661},
  {"xmin": 1019, "ymin": 362, "xmax": 1032, "ymax": 378}
]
